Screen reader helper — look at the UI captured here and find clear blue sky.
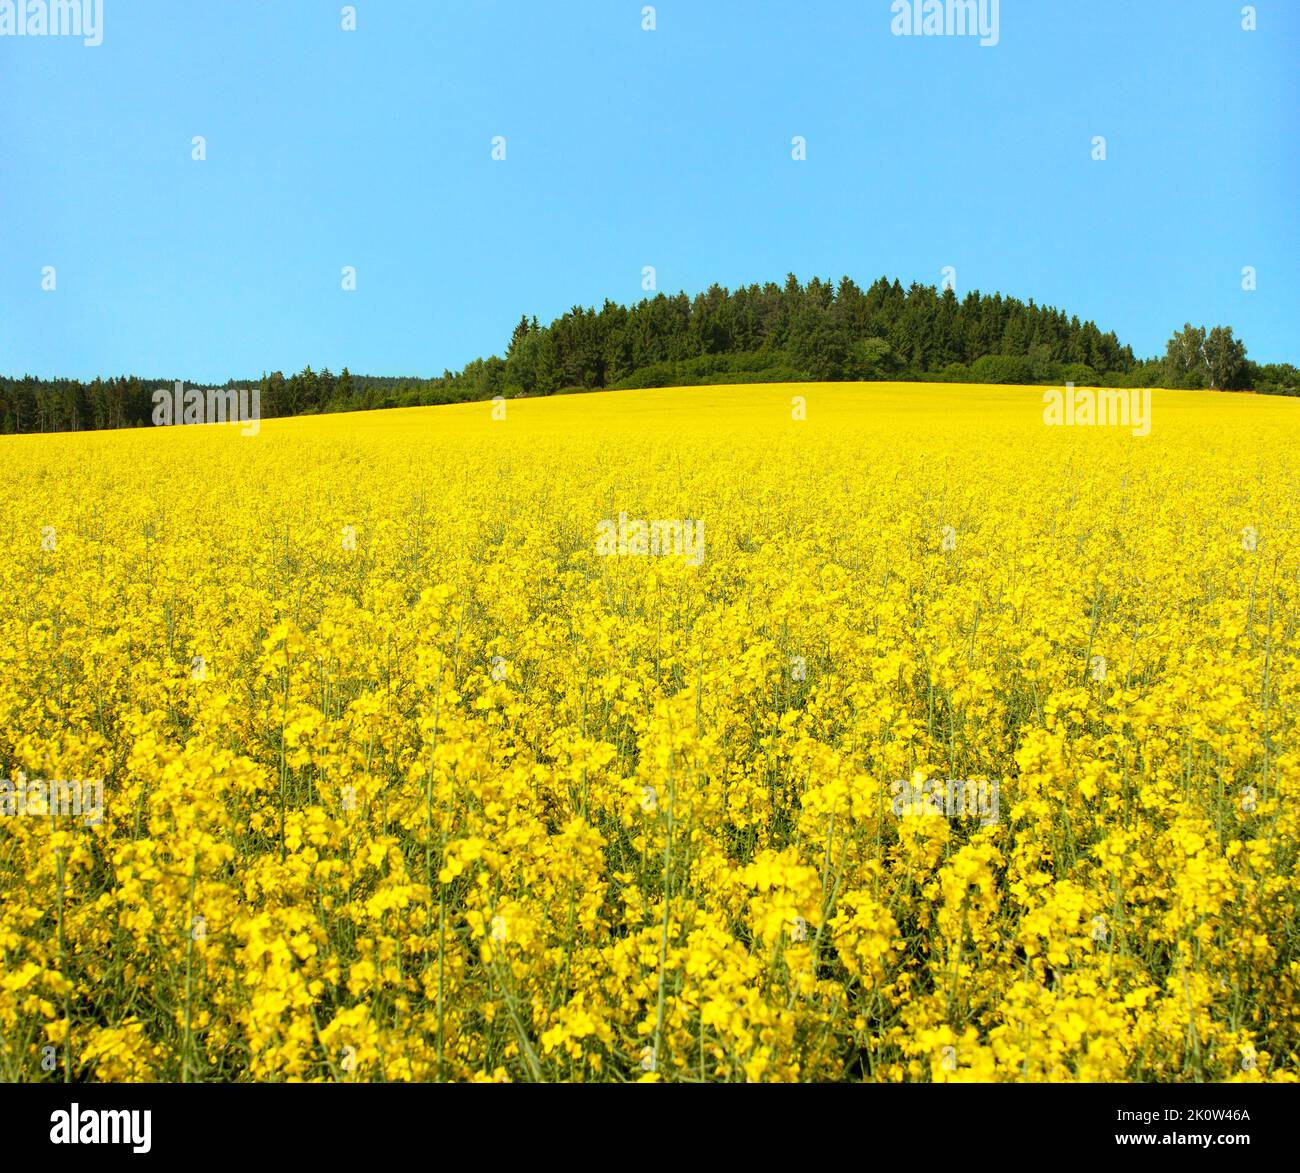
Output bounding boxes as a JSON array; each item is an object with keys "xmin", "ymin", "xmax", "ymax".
[{"xmin": 1, "ymin": 0, "xmax": 1296, "ymax": 381}]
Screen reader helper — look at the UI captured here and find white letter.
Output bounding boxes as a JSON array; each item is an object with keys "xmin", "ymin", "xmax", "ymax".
[
  {"xmin": 684, "ymin": 519, "xmax": 705, "ymax": 567},
  {"xmin": 83, "ymin": 0, "xmax": 103, "ymax": 47},
  {"xmin": 979, "ymin": 0, "xmax": 999, "ymax": 46},
  {"xmin": 50, "ymin": 1110, "xmax": 71, "ymax": 1146},
  {"xmin": 240, "ymin": 389, "xmax": 261, "ymax": 436},
  {"xmin": 1131, "ymin": 389, "xmax": 1151, "ymax": 438},
  {"xmin": 133, "ymin": 1110, "xmax": 152, "ymax": 1155},
  {"xmin": 152, "ymin": 388, "xmax": 173, "ymax": 427}
]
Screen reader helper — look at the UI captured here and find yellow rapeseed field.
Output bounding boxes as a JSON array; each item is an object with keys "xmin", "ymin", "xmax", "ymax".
[{"xmin": 2, "ymin": 382, "xmax": 1298, "ymax": 1083}]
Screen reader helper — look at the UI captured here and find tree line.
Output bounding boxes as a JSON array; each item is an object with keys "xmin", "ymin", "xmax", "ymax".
[{"xmin": 3, "ymin": 275, "xmax": 1295, "ymax": 434}]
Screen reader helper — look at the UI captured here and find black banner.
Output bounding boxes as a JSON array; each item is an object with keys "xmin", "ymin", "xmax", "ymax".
[{"xmin": 0, "ymin": 1081, "xmax": 1288, "ymax": 1161}]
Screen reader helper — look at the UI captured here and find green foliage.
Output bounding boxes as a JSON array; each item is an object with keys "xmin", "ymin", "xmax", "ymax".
[
  {"xmin": 1163, "ymin": 323, "xmax": 1250, "ymax": 391},
  {"xmin": 969, "ymin": 354, "xmax": 1034, "ymax": 385},
  {"xmin": 1, "ymin": 277, "xmax": 1289, "ymax": 434}
]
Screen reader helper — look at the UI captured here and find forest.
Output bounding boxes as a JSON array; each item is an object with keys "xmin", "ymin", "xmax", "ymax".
[{"xmin": 3, "ymin": 275, "xmax": 1295, "ymax": 433}]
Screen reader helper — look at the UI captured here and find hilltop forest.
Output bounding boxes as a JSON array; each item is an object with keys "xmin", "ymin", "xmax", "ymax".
[{"xmin": 3, "ymin": 275, "xmax": 1295, "ymax": 433}]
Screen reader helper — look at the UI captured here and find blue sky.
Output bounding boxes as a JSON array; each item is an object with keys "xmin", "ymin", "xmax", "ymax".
[{"xmin": 1, "ymin": 0, "xmax": 1296, "ymax": 381}]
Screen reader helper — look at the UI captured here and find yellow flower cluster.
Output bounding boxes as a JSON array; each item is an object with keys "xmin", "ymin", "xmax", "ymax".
[{"xmin": 1, "ymin": 381, "xmax": 1297, "ymax": 1082}]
